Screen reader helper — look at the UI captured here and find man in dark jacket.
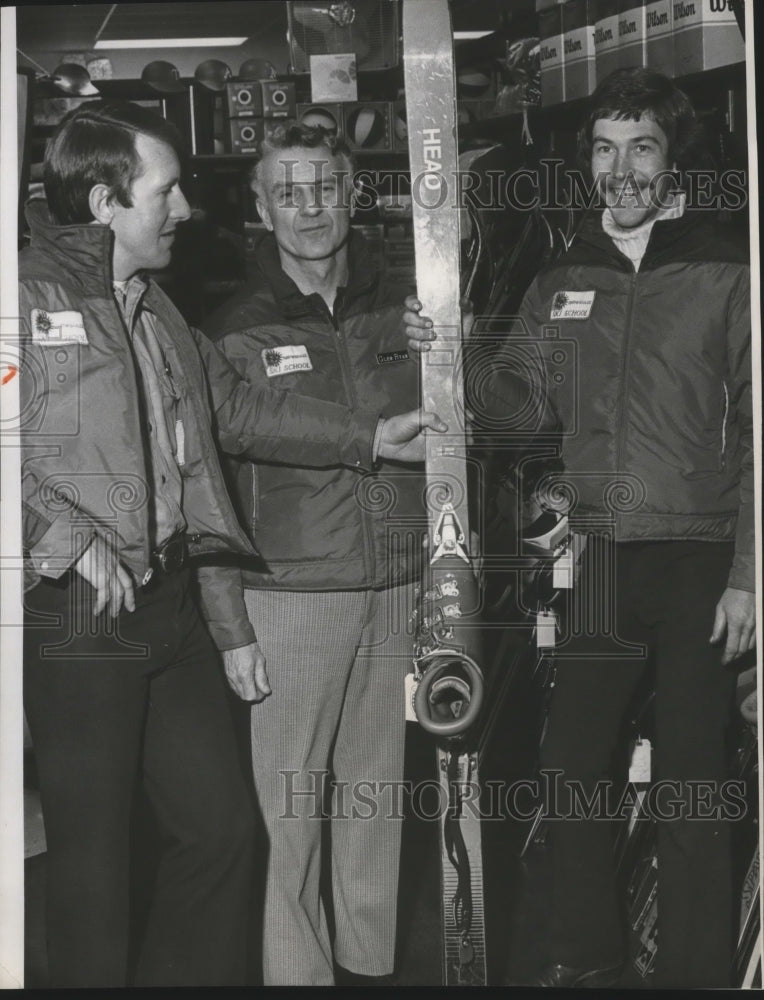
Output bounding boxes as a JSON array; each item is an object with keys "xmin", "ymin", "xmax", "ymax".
[
  {"xmin": 203, "ymin": 123, "xmax": 424, "ymax": 986},
  {"xmin": 408, "ymin": 69, "xmax": 755, "ymax": 988},
  {"xmin": 19, "ymin": 102, "xmax": 443, "ymax": 988}
]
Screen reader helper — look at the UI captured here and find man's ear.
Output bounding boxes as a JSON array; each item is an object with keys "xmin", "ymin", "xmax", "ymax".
[
  {"xmin": 89, "ymin": 184, "xmax": 116, "ymax": 225},
  {"xmin": 255, "ymin": 195, "xmax": 273, "ymax": 231},
  {"xmin": 350, "ymin": 179, "xmax": 362, "ymax": 219}
]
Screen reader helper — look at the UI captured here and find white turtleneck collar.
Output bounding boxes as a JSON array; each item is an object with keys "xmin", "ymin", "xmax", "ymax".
[{"xmin": 602, "ymin": 191, "xmax": 687, "ymax": 271}]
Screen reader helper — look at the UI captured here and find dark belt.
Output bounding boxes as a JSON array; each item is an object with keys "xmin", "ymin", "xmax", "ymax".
[{"xmin": 151, "ymin": 531, "xmax": 188, "ymax": 575}]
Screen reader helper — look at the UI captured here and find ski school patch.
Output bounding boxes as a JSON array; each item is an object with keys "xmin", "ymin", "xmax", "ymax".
[
  {"xmin": 30, "ymin": 308, "xmax": 88, "ymax": 344},
  {"xmin": 261, "ymin": 344, "xmax": 313, "ymax": 377},
  {"xmin": 550, "ymin": 291, "xmax": 596, "ymax": 320}
]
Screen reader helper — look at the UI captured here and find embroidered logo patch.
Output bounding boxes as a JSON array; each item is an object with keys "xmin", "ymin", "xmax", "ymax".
[
  {"xmin": 31, "ymin": 308, "xmax": 88, "ymax": 344},
  {"xmin": 376, "ymin": 350, "xmax": 410, "ymax": 365},
  {"xmin": 550, "ymin": 291, "xmax": 596, "ymax": 320},
  {"xmin": 261, "ymin": 344, "xmax": 313, "ymax": 377}
]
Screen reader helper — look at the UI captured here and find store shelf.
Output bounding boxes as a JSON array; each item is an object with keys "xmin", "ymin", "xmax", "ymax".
[
  {"xmin": 461, "ymin": 61, "xmax": 746, "ymax": 144},
  {"xmin": 190, "ymin": 154, "xmax": 256, "ymax": 165},
  {"xmin": 189, "ymin": 149, "xmax": 409, "ymax": 167}
]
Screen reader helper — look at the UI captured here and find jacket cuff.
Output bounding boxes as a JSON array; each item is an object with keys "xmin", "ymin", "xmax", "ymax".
[
  {"xmin": 28, "ymin": 510, "xmax": 95, "ymax": 580},
  {"xmin": 207, "ymin": 617, "xmax": 257, "ymax": 652},
  {"xmin": 730, "ymin": 501, "xmax": 755, "ymax": 593},
  {"xmin": 346, "ymin": 409, "xmax": 379, "ymax": 472},
  {"xmin": 195, "ymin": 562, "xmax": 256, "ymax": 651},
  {"xmin": 727, "ymin": 556, "xmax": 755, "ymax": 594},
  {"xmin": 372, "ymin": 417, "xmax": 385, "ymax": 464}
]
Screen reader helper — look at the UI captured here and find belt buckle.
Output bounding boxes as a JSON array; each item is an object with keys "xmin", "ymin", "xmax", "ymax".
[{"xmin": 157, "ymin": 534, "xmax": 186, "ymax": 573}]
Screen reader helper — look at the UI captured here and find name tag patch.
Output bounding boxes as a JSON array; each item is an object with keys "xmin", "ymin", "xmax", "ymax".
[
  {"xmin": 550, "ymin": 290, "xmax": 596, "ymax": 320},
  {"xmin": 262, "ymin": 345, "xmax": 313, "ymax": 377},
  {"xmin": 31, "ymin": 308, "xmax": 88, "ymax": 344},
  {"xmin": 376, "ymin": 350, "xmax": 410, "ymax": 365}
]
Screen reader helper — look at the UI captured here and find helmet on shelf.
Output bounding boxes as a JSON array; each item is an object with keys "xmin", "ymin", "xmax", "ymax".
[
  {"xmin": 141, "ymin": 60, "xmax": 186, "ymax": 93},
  {"xmin": 194, "ymin": 59, "xmax": 234, "ymax": 91}
]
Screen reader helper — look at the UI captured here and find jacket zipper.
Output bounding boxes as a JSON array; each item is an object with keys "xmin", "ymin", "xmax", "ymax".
[
  {"xmin": 322, "ymin": 299, "xmax": 373, "ymax": 579},
  {"xmin": 326, "ymin": 301, "xmax": 359, "ymax": 409},
  {"xmin": 614, "ymin": 271, "xmax": 638, "ymax": 475},
  {"xmin": 110, "ymin": 290, "xmax": 154, "ymax": 569}
]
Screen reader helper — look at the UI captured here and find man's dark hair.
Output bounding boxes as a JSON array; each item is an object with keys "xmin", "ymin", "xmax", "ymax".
[
  {"xmin": 249, "ymin": 121, "xmax": 356, "ymax": 190},
  {"xmin": 577, "ymin": 67, "xmax": 707, "ymax": 171},
  {"xmin": 44, "ymin": 100, "xmax": 185, "ymax": 225}
]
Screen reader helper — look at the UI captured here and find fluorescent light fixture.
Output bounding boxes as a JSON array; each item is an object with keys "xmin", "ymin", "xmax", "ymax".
[
  {"xmin": 453, "ymin": 30, "xmax": 494, "ymax": 40},
  {"xmin": 94, "ymin": 37, "xmax": 248, "ymax": 50}
]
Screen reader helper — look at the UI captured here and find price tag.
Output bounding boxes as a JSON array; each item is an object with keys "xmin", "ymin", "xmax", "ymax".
[
  {"xmin": 629, "ymin": 738, "xmax": 652, "ymax": 784},
  {"xmin": 459, "ymin": 935, "xmax": 474, "ymax": 965},
  {"xmin": 536, "ymin": 610, "xmax": 557, "ymax": 648},
  {"xmin": 404, "ymin": 672, "xmax": 419, "ymax": 722},
  {"xmin": 552, "ymin": 544, "xmax": 573, "ymax": 589}
]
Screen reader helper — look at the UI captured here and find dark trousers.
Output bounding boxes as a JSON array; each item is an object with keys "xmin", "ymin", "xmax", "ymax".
[
  {"xmin": 539, "ymin": 539, "xmax": 736, "ymax": 988},
  {"xmin": 23, "ymin": 568, "xmax": 255, "ymax": 988}
]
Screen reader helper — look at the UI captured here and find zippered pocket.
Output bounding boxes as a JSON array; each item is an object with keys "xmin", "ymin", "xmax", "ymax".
[
  {"xmin": 250, "ymin": 463, "xmax": 259, "ymax": 532},
  {"xmin": 720, "ymin": 380, "xmax": 729, "ymax": 470}
]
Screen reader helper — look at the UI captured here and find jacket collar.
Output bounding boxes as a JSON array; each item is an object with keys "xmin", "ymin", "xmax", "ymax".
[
  {"xmin": 25, "ymin": 200, "xmax": 117, "ymax": 297},
  {"xmin": 253, "ymin": 230, "xmax": 378, "ymax": 320},
  {"xmin": 575, "ymin": 206, "xmax": 708, "ymax": 268}
]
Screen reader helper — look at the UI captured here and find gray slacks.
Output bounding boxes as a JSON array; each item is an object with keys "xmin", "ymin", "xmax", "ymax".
[{"xmin": 244, "ymin": 583, "xmax": 415, "ymax": 985}]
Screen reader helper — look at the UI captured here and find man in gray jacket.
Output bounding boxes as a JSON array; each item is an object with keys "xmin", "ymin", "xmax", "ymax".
[{"xmin": 204, "ymin": 123, "xmax": 425, "ymax": 986}]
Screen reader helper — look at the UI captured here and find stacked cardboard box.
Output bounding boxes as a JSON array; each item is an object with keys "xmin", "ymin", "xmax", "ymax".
[
  {"xmin": 223, "ymin": 80, "xmax": 297, "ymax": 154},
  {"xmin": 595, "ymin": 0, "xmax": 621, "ymax": 82},
  {"xmin": 672, "ymin": 0, "xmax": 745, "ymax": 75},
  {"xmin": 645, "ymin": 0, "xmax": 674, "ymax": 75},
  {"xmin": 538, "ymin": 2, "xmax": 566, "ymax": 104},
  {"xmin": 564, "ymin": 0, "xmax": 597, "ymax": 99},
  {"xmin": 618, "ymin": 1, "xmax": 647, "ymax": 70},
  {"xmin": 538, "ymin": 0, "xmax": 743, "ymax": 102}
]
